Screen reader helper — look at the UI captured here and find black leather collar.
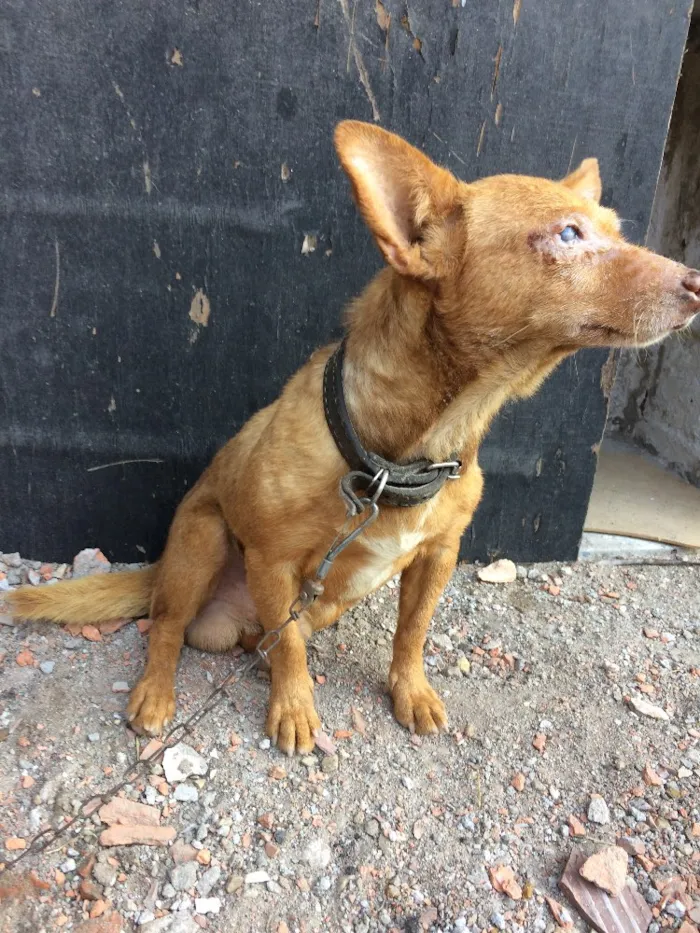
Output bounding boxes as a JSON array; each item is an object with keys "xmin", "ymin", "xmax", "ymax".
[{"xmin": 322, "ymin": 339, "xmax": 460, "ymax": 509}]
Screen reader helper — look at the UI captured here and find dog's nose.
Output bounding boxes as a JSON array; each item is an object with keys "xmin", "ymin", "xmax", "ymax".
[{"xmin": 681, "ymin": 269, "xmax": 700, "ymax": 299}]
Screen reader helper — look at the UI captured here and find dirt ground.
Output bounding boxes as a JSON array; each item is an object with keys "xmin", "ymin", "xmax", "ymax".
[{"xmin": 1, "ymin": 549, "xmax": 699, "ymax": 933}]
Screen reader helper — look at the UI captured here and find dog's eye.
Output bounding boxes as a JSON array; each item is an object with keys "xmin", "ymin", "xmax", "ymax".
[{"xmin": 560, "ymin": 225, "xmax": 581, "ymax": 244}]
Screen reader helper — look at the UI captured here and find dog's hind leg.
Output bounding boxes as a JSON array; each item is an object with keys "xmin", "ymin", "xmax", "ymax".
[
  {"xmin": 185, "ymin": 545, "xmax": 262, "ymax": 653},
  {"xmin": 127, "ymin": 486, "xmax": 229, "ymax": 736}
]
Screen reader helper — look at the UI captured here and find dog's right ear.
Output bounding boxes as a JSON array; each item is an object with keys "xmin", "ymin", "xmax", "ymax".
[
  {"xmin": 561, "ymin": 158, "xmax": 602, "ymax": 203},
  {"xmin": 334, "ymin": 121, "xmax": 461, "ymax": 279}
]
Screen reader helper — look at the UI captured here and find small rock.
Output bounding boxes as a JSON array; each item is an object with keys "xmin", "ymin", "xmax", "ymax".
[
  {"xmin": 197, "ymin": 866, "xmax": 221, "ymax": 897},
  {"xmin": 490, "ymin": 913, "xmax": 506, "ymax": 932},
  {"xmin": 99, "ymin": 798, "xmax": 161, "ymax": 827},
  {"xmin": 365, "ymin": 819, "xmax": 380, "ymax": 838},
  {"xmin": 61, "ymin": 858, "xmax": 77, "ymax": 872},
  {"xmin": 245, "ymin": 870, "xmax": 271, "ymax": 885},
  {"xmin": 194, "ymin": 897, "xmax": 221, "ymax": 915},
  {"xmin": 321, "ymin": 755, "xmax": 338, "ymax": 774},
  {"xmin": 226, "ymin": 875, "xmax": 244, "ymax": 894},
  {"xmin": 163, "ymin": 744, "xmax": 208, "ymax": 784},
  {"xmin": 171, "ymin": 840, "xmax": 198, "ymax": 864},
  {"xmin": 257, "ymin": 812, "xmax": 274, "ymax": 830},
  {"xmin": 568, "ymin": 815, "xmax": 586, "ymax": 837},
  {"xmin": 511, "ymin": 772, "xmax": 526, "ymax": 792},
  {"xmin": 431, "ymin": 633, "xmax": 453, "ymax": 651},
  {"xmin": 628, "ymin": 696, "xmax": 670, "ymax": 721},
  {"xmin": 112, "ymin": 681, "xmax": 129, "ymax": 693},
  {"xmin": 579, "ymin": 846, "xmax": 628, "ymax": 896},
  {"xmin": 171, "ymin": 862, "xmax": 199, "ymax": 892},
  {"xmin": 477, "ymin": 559, "xmax": 517, "ymax": 584},
  {"xmin": 642, "ymin": 763, "xmax": 663, "ymax": 786},
  {"xmin": 88, "ymin": 733, "xmax": 100, "ymax": 743},
  {"xmin": 664, "ymin": 901, "xmax": 686, "ymax": 919},
  {"xmin": 401, "ymin": 776, "xmax": 414, "ymax": 790},
  {"xmin": 314, "ymin": 731, "xmax": 337, "ymax": 756},
  {"xmin": 618, "ymin": 836, "xmax": 644, "ymax": 857},
  {"xmin": 488, "ymin": 864, "xmax": 522, "ymax": 900},
  {"xmin": 142, "ymin": 918, "xmax": 193, "ymax": 933},
  {"xmin": 587, "ymin": 796, "xmax": 611, "ymax": 825},
  {"xmin": 457, "ymin": 657, "xmax": 471, "ymax": 675},
  {"xmin": 39, "ymin": 661, "xmax": 55, "ymax": 674},
  {"xmin": 303, "ymin": 838, "xmax": 332, "ymax": 872},
  {"xmin": 99, "ymin": 825, "xmax": 175, "ymax": 847},
  {"xmin": 93, "ymin": 862, "xmax": 117, "ymax": 887},
  {"xmin": 174, "ymin": 784, "xmax": 199, "ymax": 803},
  {"xmin": 72, "ymin": 548, "xmax": 111, "ymax": 578}
]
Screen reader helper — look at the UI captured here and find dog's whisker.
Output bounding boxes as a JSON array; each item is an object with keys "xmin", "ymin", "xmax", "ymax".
[{"xmin": 490, "ymin": 322, "xmax": 533, "ymax": 348}]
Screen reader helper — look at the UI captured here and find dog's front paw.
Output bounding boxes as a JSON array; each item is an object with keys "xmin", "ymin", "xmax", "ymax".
[
  {"xmin": 266, "ymin": 676, "xmax": 321, "ymax": 756},
  {"xmin": 388, "ymin": 668, "xmax": 447, "ymax": 735},
  {"xmin": 127, "ymin": 675, "xmax": 176, "ymax": 736}
]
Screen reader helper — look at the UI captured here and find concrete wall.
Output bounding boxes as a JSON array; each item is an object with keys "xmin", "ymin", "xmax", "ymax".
[{"xmin": 607, "ymin": 12, "xmax": 700, "ymax": 486}]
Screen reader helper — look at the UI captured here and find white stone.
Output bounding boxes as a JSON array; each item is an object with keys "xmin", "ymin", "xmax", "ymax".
[
  {"xmin": 163, "ymin": 744, "xmax": 208, "ymax": 784},
  {"xmin": 629, "ymin": 696, "xmax": 671, "ymax": 721},
  {"xmin": 477, "ymin": 559, "xmax": 517, "ymax": 584},
  {"xmin": 588, "ymin": 796, "xmax": 611, "ymax": 825},
  {"xmin": 72, "ymin": 547, "xmax": 111, "ymax": 578},
  {"xmin": 303, "ymin": 838, "xmax": 332, "ymax": 872},
  {"xmin": 194, "ymin": 897, "xmax": 221, "ymax": 915}
]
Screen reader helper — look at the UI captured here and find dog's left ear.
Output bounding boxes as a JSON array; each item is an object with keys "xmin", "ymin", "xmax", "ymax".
[
  {"xmin": 334, "ymin": 121, "xmax": 462, "ymax": 279},
  {"xmin": 561, "ymin": 158, "xmax": 602, "ymax": 203}
]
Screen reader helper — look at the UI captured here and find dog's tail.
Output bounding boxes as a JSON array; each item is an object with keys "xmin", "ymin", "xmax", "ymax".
[{"xmin": 4, "ymin": 566, "xmax": 157, "ymax": 624}]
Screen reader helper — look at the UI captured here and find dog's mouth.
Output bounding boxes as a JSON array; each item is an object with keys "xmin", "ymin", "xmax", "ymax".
[{"xmin": 580, "ymin": 308, "xmax": 698, "ymax": 345}]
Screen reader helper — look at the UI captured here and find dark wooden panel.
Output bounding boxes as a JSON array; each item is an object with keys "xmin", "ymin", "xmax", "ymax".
[{"xmin": 0, "ymin": 0, "xmax": 690, "ymax": 562}]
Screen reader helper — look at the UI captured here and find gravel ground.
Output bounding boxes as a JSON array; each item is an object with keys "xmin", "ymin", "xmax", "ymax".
[{"xmin": 1, "ymin": 549, "xmax": 699, "ymax": 933}]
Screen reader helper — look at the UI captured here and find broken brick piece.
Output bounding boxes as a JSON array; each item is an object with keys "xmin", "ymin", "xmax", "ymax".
[{"xmin": 560, "ymin": 848, "xmax": 652, "ymax": 933}]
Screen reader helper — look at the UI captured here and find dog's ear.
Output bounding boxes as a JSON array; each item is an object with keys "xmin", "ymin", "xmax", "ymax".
[
  {"xmin": 334, "ymin": 121, "xmax": 461, "ymax": 278},
  {"xmin": 561, "ymin": 158, "xmax": 602, "ymax": 203}
]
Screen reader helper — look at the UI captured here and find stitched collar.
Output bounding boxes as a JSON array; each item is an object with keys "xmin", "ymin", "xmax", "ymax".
[{"xmin": 322, "ymin": 339, "xmax": 460, "ymax": 509}]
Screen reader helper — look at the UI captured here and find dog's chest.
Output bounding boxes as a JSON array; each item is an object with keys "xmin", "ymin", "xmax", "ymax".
[{"xmin": 343, "ymin": 531, "xmax": 424, "ymax": 601}]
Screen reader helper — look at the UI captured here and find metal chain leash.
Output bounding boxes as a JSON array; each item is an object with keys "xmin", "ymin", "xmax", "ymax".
[{"xmin": 2, "ymin": 469, "xmax": 389, "ymax": 870}]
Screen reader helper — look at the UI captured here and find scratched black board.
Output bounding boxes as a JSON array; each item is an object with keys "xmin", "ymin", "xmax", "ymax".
[{"xmin": 0, "ymin": 0, "xmax": 690, "ymax": 563}]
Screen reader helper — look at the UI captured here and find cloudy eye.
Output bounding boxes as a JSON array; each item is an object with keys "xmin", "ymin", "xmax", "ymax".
[{"xmin": 560, "ymin": 225, "xmax": 581, "ymax": 244}]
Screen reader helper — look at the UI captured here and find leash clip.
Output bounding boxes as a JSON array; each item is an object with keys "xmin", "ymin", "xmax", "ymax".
[{"xmin": 340, "ymin": 468, "xmax": 389, "ymax": 515}]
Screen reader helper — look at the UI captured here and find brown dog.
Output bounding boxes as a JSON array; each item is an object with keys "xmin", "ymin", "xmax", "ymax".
[{"xmin": 7, "ymin": 121, "xmax": 699, "ymax": 755}]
